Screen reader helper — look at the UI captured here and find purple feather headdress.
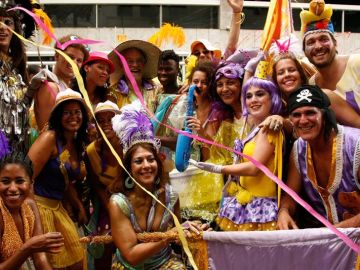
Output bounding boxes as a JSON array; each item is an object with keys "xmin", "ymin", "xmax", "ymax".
[{"xmin": 112, "ymin": 101, "xmax": 160, "ymax": 155}]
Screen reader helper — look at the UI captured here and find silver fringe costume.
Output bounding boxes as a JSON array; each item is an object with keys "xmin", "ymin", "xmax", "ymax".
[{"xmin": 0, "ymin": 55, "xmax": 30, "ymax": 153}]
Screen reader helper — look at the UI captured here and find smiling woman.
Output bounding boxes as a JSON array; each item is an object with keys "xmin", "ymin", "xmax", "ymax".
[
  {"xmin": 0, "ymin": 152, "xmax": 64, "ymax": 270},
  {"xmin": 28, "ymin": 89, "xmax": 89, "ymax": 269}
]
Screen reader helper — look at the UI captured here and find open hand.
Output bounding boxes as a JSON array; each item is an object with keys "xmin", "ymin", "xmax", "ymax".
[{"xmin": 189, "ymin": 159, "xmax": 223, "ymax": 173}]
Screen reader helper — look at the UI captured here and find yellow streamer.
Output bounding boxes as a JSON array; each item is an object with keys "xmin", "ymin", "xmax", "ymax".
[{"xmin": 6, "ymin": 24, "xmax": 198, "ymax": 270}]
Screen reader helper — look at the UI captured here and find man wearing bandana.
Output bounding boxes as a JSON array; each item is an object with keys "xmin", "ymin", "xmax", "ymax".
[
  {"xmin": 277, "ymin": 85, "xmax": 360, "ymax": 230},
  {"xmin": 301, "ymin": 0, "xmax": 360, "ymax": 115}
]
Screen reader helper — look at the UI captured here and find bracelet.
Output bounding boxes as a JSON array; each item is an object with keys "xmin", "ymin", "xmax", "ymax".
[{"xmin": 233, "ymin": 12, "xmax": 245, "ymax": 25}]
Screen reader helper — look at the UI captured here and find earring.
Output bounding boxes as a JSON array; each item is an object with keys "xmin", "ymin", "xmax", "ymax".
[
  {"xmin": 155, "ymin": 177, "xmax": 160, "ymax": 185},
  {"xmin": 125, "ymin": 177, "xmax": 135, "ymax": 189},
  {"xmin": 104, "ymin": 82, "xmax": 109, "ymax": 89}
]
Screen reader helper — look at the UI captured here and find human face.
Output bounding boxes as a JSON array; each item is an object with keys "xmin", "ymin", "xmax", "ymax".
[
  {"xmin": 275, "ymin": 58, "xmax": 302, "ymax": 97},
  {"xmin": 245, "ymin": 86, "xmax": 272, "ymax": 121},
  {"xmin": 123, "ymin": 48, "xmax": 146, "ymax": 82},
  {"xmin": 304, "ymin": 32, "xmax": 336, "ymax": 68},
  {"xmin": 96, "ymin": 111, "xmax": 116, "ymax": 139},
  {"xmin": 192, "ymin": 70, "xmax": 209, "ymax": 102},
  {"xmin": 0, "ymin": 164, "xmax": 31, "ymax": 211},
  {"xmin": 130, "ymin": 146, "xmax": 158, "ymax": 187},
  {"xmin": 157, "ymin": 59, "xmax": 178, "ymax": 87},
  {"xmin": 289, "ymin": 106, "xmax": 323, "ymax": 142},
  {"xmin": 84, "ymin": 61, "xmax": 111, "ymax": 87},
  {"xmin": 216, "ymin": 77, "xmax": 242, "ymax": 109},
  {"xmin": 192, "ymin": 43, "xmax": 213, "ymax": 62},
  {"xmin": 61, "ymin": 101, "xmax": 83, "ymax": 133},
  {"xmin": 0, "ymin": 16, "xmax": 15, "ymax": 53},
  {"xmin": 55, "ymin": 47, "xmax": 85, "ymax": 80}
]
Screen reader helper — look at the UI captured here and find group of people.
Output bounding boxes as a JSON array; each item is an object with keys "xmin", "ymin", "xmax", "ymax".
[{"xmin": 0, "ymin": 0, "xmax": 359, "ymax": 269}]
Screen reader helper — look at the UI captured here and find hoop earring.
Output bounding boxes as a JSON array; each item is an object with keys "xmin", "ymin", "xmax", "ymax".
[{"xmin": 125, "ymin": 177, "xmax": 135, "ymax": 189}]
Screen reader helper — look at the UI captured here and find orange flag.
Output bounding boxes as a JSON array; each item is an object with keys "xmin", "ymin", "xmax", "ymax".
[{"xmin": 260, "ymin": 0, "xmax": 293, "ymax": 52}]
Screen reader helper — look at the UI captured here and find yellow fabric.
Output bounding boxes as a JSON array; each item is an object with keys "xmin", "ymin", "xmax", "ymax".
[
  {"xmin": 261, "ymin": 0, "xmax": 292, "ymax": 51},
  {"xmin": 86, "ymin": 141, "xmax": 121, "ymax": 187},
  {"xmin": 239, "ymin": 131, "xmax": 282, "ymax": 198},
  {"xmin": 216, "ymin": 216, "xmax": 277, "ymax": 231},
  {"xmin": 0, "ymin": 199, "xmax": 35, "ymax": 267},
  {"xmin": 35, "ymin": 195, "xmax": 84, "ymax": 268},
  {"xmin": 108, "ymin": 81, "xmax": 163, "ymax": 113},
  {"xmin": 179, "ymin": 119, "xmax": 252, "ymax": 222}
]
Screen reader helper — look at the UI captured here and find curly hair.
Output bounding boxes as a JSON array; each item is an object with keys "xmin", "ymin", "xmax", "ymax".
[{"xmin": 0, "ymin": 152, "xmax": 33, "ymax": 179}]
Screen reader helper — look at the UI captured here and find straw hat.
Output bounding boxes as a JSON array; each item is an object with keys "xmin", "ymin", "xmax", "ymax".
[
  {"xmin": 94, "ymin": 100, "xmax": 121, "ymax": 115},
  {"xmin": 50, "ymin": 89, "xmax": 89, "ymax": 117},
  {"xmin": 190, "ymin": 39, "xmax": 222, "ymax": 60},
  {"xmin": 82, "ymin": 51, "xmax": 115, "ymax": 74},
  {"xmin": 108, "ymin": 40, "xmax": 161, "ymax": 85}
]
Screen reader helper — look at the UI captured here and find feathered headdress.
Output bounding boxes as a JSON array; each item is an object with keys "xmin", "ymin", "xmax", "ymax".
[
  {"xmin": 148, "ymin": 23, "xmax": 185, "ymax": 49},
  {"xmin": 269, "ymin": 34, "xmax": 304, "ymax": 59},
  {"xmin": 112, "ymin": 101, "xmax": 161, "ymax": 155}
]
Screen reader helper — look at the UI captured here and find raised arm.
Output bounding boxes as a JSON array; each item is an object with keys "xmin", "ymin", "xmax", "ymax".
[
  {"xmin": 223, "ymin": 0, "xmax": 244, "ymax": 60},
  {"xmin": 34, "ymin": 82, "xmax": 59, "ymax": 131}
]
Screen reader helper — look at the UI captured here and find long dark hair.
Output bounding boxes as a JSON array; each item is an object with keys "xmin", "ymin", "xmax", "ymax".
[
  {"xmin": 0, "ymin": 8, "xmax": 28, "ymax": 84},
  {"xmin": 109, "ymin": 143, "xmax": 167, "ymax": 194},
  {"xmin": 48, "ymin": 100, "xmax": 89, "ymax": 153}
]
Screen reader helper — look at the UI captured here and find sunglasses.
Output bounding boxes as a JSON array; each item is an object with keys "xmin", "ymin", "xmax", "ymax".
[{"xmin": 215, "ymin": 64, "xmax": 244, "ymax": 81}]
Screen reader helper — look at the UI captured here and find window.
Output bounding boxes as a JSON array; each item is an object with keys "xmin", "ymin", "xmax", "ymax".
[
  {"xmin": 241, "ymin": 7, "xmax": 267, "ymax": 30},
  {"xmin": 44, "ymin": 5, "xmax": 95, "ymax": 27},
  {"xmin": 98, "ymin": 5, "xmax": 159, "ymax": 27},
  {"xmin": 345, "ymin": 11, "xmax": 360, "ymax": 33},
  {"xmin": 162, "ymin": 6, "xmax": 218, "ymax": 29}
]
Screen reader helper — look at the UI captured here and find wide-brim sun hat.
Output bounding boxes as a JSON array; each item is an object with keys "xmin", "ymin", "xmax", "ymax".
[
  {"xmin": 190, "ymin": 39, "xmax": 222, "ymax": 60},
  {"xmin": 49, "ymin": 88, "xmax": 90, "ymax": 118},
  {"xmin": 82, "ymin": 51, "xmax": 115, "ymax": 74},
  {"xmin": 94, "ymin": 100, "xmax": 121, "ymax": 115},
  {"xmin": 108, "ymin": 40, "xmax": 161, "ymax": 85}
]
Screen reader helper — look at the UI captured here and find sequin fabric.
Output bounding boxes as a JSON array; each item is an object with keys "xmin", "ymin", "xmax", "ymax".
[{"xmin": 0, "ymin": 54, "xmax": 30, "ymax": 152}]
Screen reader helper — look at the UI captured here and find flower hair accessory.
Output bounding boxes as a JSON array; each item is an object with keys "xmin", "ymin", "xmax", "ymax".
[
  {"xmin": 215, "ymin": 62, "xmax": 244, "ymax": 81},
  {"xmin": 112, "ymin": 101, "xmax": 161, "ymax": 155}
]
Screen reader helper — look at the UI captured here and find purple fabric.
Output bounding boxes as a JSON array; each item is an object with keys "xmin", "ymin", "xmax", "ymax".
[
  {"xmin": 295, "ymin": 125, "xmax": 360, "ymax": 224},
  {"xmin": 117, "ymin": 79, "xmax": 154, "ymax": 95},
  {"xmin": 204, "ymin": 228, "xmax": 360, "ymax": 270},
  {"xmin": 345, "ymin": 91, "xmax": 360, "ymax": 114},
  {"xmin": 219, "ymin": 196, "xmax": 277, "ymax": 224}
]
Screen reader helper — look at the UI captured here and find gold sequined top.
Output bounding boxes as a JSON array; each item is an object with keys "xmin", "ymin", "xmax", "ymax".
[{"xmin": 0, "ymin": 198, "xmax": 35, "ymax": 264}]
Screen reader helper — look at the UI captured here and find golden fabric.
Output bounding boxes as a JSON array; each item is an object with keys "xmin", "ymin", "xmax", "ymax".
[
  {"xmin": 35, "ymin": 195, "xmax": 84, "ymax": 268},
  {"xmin": 216, "ymin": 216, "xmax": 277, "ymax": 231},
  {"xmin": 0, "ymin": 199, "xmax": 35, "ymax": 266},
  {"xmin": 86, "ymin": 141, "xmax": 121, "ymax": 187}
]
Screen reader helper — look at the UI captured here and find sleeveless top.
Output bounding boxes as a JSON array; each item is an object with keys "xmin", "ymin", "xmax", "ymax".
[
  {"xmin": 110, "ymin": 184, "xmax": 178, "ymax": 270},
  {"xmin": 86, "ymin": 141, "xmax": 121, "ymax": 187},
  {"xmin": 294, "ymin": 125, "xmax": 360, "ymax": 224},
  {"xmin": 0, "ymin": 199, "xmax": 35, "ymax": 265},
  {"xmin": 34, "ymin": 137, "xmax": 82, "ymax": 200},
  {"xmin": 309, "ymin": 54, "xmax": 360, "ymax": 114}
]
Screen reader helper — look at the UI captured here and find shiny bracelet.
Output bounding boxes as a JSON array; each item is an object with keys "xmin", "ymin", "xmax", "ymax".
[{"xmin": 233, "ymin": 12, "xmax": 245, "ymax": 25}]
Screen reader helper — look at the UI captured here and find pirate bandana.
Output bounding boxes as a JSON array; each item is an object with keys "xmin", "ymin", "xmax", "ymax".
[{"xmin": 287, "ymin": 84, "xmax": 331, "ymax": 114}]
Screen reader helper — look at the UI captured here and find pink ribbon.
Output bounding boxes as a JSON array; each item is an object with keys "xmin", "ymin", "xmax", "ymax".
[
  {"xmin": 114, "ymin": 52, "xmax": 360, "ymax": 255},
  {"xmin": 16, "ymin": 6, "xmax": 360, "ymax": 254},
  {"xmin": 8, "ymin": 7, "xmax": 103, "ymax": 50}
]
